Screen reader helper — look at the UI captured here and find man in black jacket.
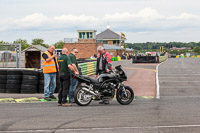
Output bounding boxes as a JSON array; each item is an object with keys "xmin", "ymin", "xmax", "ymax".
[
  {"xmin": 95, "ymin": 46, "xmax": 112, "ymax": 104},
  {"xmin": 95, "ymin": 46, "xmax": 112, "ymax": 79}
]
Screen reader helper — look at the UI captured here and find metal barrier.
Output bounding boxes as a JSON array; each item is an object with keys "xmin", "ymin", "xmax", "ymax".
[
  {"xmin": 132, "ymin": 56, "xmax": 159, "ymax": 63},
  {"xmin": 176, "ymin": 55, "xmax": 200, "ymax": 58},
  {"xmin": 0, "ymin": 44, "xmax": 21, "ymax": 68},
  {"xmin": 78, "ymin": 61, "xmax": 96, "ymax": 76}
]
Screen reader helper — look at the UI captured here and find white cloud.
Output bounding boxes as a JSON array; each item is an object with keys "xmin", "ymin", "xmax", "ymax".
[
  {"xmin": 1, "ymin": 8, "xmax": 199, "ymax": 32},
  {"xmin": 0, "ymin": 7, "xmax": 200, "ymax": 44}
]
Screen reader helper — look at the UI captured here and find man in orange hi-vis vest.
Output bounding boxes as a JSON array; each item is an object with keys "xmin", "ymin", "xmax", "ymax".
[{"xmin": 42, "ymin": 45, "xmax": 59, "ymax": 101}]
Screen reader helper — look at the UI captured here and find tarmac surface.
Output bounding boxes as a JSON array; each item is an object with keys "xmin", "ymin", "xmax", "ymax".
[
  {"xmin": 0, "ymin": 58, "xmax": 200, "ymax": 133},
  {"xmin": 0, "ymin": 60, "xmax": 156, "ymax": 99}
]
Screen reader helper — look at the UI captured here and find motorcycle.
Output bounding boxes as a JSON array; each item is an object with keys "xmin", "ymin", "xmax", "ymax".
[{"xmin": 73, "ymin": 65, "xmax": 134, "ymax": 106}]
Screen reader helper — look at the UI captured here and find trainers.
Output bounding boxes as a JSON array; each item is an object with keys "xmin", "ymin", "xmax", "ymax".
[
  {"xmin": 69, "ymin": 99, "xmax": 75, "ymax": 103},
  {"xmin": 44, "ymin": 97, "xmax": 51, "ymax": 101},
  {"xmin": 62, "ymin": 103, "xmax": 72, "ymax": 107},
  {"xmin": 49, "ymin": 95, "xmax": 56, "ymax": 99}
]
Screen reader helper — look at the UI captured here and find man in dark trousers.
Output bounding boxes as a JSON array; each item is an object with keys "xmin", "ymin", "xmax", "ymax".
[
  {"xmin": 95, "ymin": 46, "xmax": 112, "ymax": 104},
  {"xmin": 69, "ymin": 48, "xmax": 79, "ymax": 103},
  {"xmin": 57, "ymin": 48, "xmax": 78, "ymax": 107}
]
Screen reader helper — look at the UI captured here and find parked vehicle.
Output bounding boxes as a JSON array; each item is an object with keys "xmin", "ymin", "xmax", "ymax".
[{"xmin": 73, "ymin": 65, "xmax": 134, "ymax": 106}]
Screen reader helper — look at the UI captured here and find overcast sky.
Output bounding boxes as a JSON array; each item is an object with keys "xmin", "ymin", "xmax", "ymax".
[{"xmin": 0, "ymin": 0, "xmax": 200, "ymax": 44}]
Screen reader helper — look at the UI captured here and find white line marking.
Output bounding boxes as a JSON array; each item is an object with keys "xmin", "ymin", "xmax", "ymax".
[
  {"xmin": 159, "ymin": 74, "xmax": 200, "ymax": 75},
  {"xmin": 156, "ymin": 59, "xmax": 168, "ymax": 99},
  {"xmin": 2, "ymin": 124, "xmax": 200, "ymax": 132},
  {"xmin": 160, "ymin": 81, "xmax": 200, "ymax": 83}
]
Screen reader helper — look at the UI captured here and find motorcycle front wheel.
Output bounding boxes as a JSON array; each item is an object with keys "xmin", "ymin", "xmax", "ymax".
[
  {"xmin": 74, "ymin": 86, "xmax": 92, "ymax": 106},
  {"xmin": 116, "ymin": 85, "xmax": 134, "ymax": 105}
]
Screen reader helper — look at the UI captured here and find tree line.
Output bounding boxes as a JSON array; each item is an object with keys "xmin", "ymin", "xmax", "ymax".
[
  {"xmin": 126, "ymin": 42, "xmax": 200, "ymax": 54},
  {"xmin": 0, "ymin": 38, "xmax": 64, "ymax": 50}
]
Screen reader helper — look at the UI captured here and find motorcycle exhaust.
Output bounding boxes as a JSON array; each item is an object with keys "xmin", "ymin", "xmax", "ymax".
[{"xmin": 82, "ymin": 87, "xmax": 97, "ymax": 96}]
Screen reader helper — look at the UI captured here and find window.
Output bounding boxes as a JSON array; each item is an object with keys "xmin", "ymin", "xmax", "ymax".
[
  {"xmin": 89, "ymin": 32, "xmax": 93, "ymax": 38},
  {"xmin": 86, "ymin": 32, "xmax": 90, "ymax": 39},
  {"xmin": 79, "ymin": 33, "xmax": 82, "ymax": 39},
  {"xmin": 113, "ymin": 40, "xmax": 120, "ymax": 44},
  {"xmin": 82, "ymin": 32, "xmax": 85, "ymax": 39},
  {"xmin": 103, "ymin": 40, "xmax": 108, "ymax": 44}
]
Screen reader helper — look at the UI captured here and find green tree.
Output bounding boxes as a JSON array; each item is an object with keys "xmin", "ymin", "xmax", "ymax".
[
  {"xmin": 13, "ymin": 39, "xmax": 30, "ymax": 50},
  {"xmin": 31, "ymin": 38, "xmax": 49, "ymax": 48},
  {"xmin": 193, "ymin": 46, "xmax": 200, "ymax": 54},
  {"xmin": 54, "ymin": 40, "xmax": 64, "ymax": 49},
  {"xmin": 32, "ymin": 38, "xmax": 44, "ymax": 45}
]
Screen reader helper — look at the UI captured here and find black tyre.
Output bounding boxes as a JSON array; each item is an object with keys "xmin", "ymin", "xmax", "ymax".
[
  {"xmin": 7, "ymin": 75, "xmax": 22, "ymax": 80},
  {"xmin": 39, "ymin": 72, "xmax": 44, "ymax": 77},
  {"xmin": 39, "ymin": 80, "xmax": 44, "ymax": 85},
  {"xmin": 38, "ymin": 84, "xmax": 44, "ymax": 89},
  {"xmin": 0, "ymin": 84, "xmax": 6, "ymax": 89},
  {"xmin": 74, "ymin": 86, "xmax": 92, "ymax": 106},
  {"xmin": 6, "ymin": 84, "xmax": 21, "ymax": 93},
  {"xmin": 21, "ymin": 84, "xmax": 37, "ymax": 94},
  {"xmin": 38, "ymin": 89, "xmax": 44, "ymax": 93},
  {"xmin": 23, "ymin": 70, "xmax": 38, "ymax": 76},
  {"xmin": 0, "ymin": 75, "xmax": 7, "ymax": 80},
  {"xmin": 6, "ymin": 89, "xmax": 20, "ymax": 93},
  {"xmin": 23, "ymin": 75, "xmax": 38, "ymax": 80},
  {"xmin": 6, "ymin": 84, "xmax": 21, "ymax": 89},
  {"xmin": 22, "ymin": 80, "xmax": 38, "ymax": 85},
  {"xmin": 116, "ymin": 86, "xmax": 134, "ymax": 105},
  {"xmin": 0, "ymin": 89, "xmax": 6, "ymax": 93},
  {"xmin": 0, "ymin": 69, "xmax": 7, "ymax": 75},
  {"xmin": 7, "ymin": 80, "xmax": 21, "ymax": 84},
  {"xmin": 0, "ymin": 80, "xmax": 7, "ymax": 84},
  {"xmin": 7, "ymin": 70, "xmax": 22, "ymax": 75},
  {"xmin": 39, "ymin": 76, "xmax": 44, "ymax": 80}
]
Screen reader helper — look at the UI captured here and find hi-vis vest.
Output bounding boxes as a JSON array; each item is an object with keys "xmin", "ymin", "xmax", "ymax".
[{"xmin": 42, "ymin": 51, "xmax": 58, "ymax": 73}]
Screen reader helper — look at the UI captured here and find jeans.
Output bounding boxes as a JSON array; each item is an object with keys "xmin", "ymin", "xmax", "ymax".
[
  {"xmin": 44, "ymin": 73, "xmax": 56, "ymax": 98},
  {"xmin": 58, "ymin": 72, "xmax": 70, "ymax": 104},
  {"xmin": 69, "ymin": 76, "xmax": 78, "ymax": 100}
]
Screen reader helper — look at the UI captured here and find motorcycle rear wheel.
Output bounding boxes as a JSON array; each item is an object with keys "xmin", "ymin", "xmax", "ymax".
[
  {"xmin": 116, "ymin": 85, "xmax": 134, "ymax": 105},
  {"xmin": 74, "ymin": 86, "xmax": 92, "ymax": 106}
]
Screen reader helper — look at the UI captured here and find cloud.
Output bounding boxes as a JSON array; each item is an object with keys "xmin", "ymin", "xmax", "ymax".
[{"xmin": 0, "ymin": 8, "xmax": 200, "ymax": 33}]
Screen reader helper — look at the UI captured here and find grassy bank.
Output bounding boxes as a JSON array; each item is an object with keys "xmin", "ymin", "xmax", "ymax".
[{"xmin": 159, "ymin": 56, "xmax": 168, "ymax": 63}]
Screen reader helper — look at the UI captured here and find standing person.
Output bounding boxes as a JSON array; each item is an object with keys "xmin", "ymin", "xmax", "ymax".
[
  {"xmin": 42, "ymin": 45, "xmax": 59, "ymax": 101},
  {"xmin": 69, "ymin": 48, "xmax": 79, "ymax": 103},
  {"xmin": 95, "ymin": 46, "xmax": 112, "ymax": 104},
  {"xmin": 57, "ymin": 48, "xmax": 78, "ymax": 106},
  {"xmin": 95, "ymin": 46, "xmax": 112, "ymax": 78}
]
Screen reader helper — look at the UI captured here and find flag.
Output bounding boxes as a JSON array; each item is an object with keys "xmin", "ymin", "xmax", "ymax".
[{"xmin": 121, "ymin": 32, "xmax": 125, "ymax": 37}]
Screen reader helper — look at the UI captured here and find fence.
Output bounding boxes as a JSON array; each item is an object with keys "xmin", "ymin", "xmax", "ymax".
[{"xmin": 0, "ymin": 44, "xmax": 21, "ymax": 68}]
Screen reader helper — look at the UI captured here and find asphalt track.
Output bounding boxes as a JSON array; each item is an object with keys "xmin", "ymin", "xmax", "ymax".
[{"xmin": 0, "ymin": 58, "xmax": 200, "ymax": 133}]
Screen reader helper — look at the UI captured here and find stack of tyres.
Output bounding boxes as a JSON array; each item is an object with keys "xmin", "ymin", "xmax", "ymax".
[
  {"xmin": 21, "ymin": 70, "xmax": 38, "ymax": 93},
  {"xmin": 6, "ymin": 70, "xmax": 22, "ymax": 93},
  {"xmin": 0, "ymin": 69, "xmax": 7, "ymax": 93},
  {"xmin": 38, "ymin": 71, "xmax": 44, "ymax": 93}
]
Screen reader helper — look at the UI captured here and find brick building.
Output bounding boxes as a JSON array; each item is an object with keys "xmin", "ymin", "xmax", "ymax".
[{"xmin": 63, "ymin": 28, "xmax": 133, "ymax": 59}]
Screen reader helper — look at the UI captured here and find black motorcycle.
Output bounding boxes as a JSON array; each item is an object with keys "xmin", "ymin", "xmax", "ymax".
[{"xmin": 73, "ymin": 65, "xmax": 134, "ymax": 106}]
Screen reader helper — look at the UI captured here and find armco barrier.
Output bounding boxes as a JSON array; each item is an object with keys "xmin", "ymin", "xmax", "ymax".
[
  {"xmin": 78, "ymin": 61, "xmax": 96, "ymax": 76},
  {"xmin": 176, "ymin": 55, "xmax": 200, "ymax": 58},
  {"xmin": 132, "ymin": 56, "xmax": 159, "ymax": 63},
  {"xmin": 111, "ymin": 57, "xmax": 121, "ymax": 61}
]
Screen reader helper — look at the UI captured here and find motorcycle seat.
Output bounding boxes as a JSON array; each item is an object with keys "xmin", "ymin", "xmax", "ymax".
[{"xmin": 81, "ymin": 75, "xmax": 99, "ymax": 83}]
